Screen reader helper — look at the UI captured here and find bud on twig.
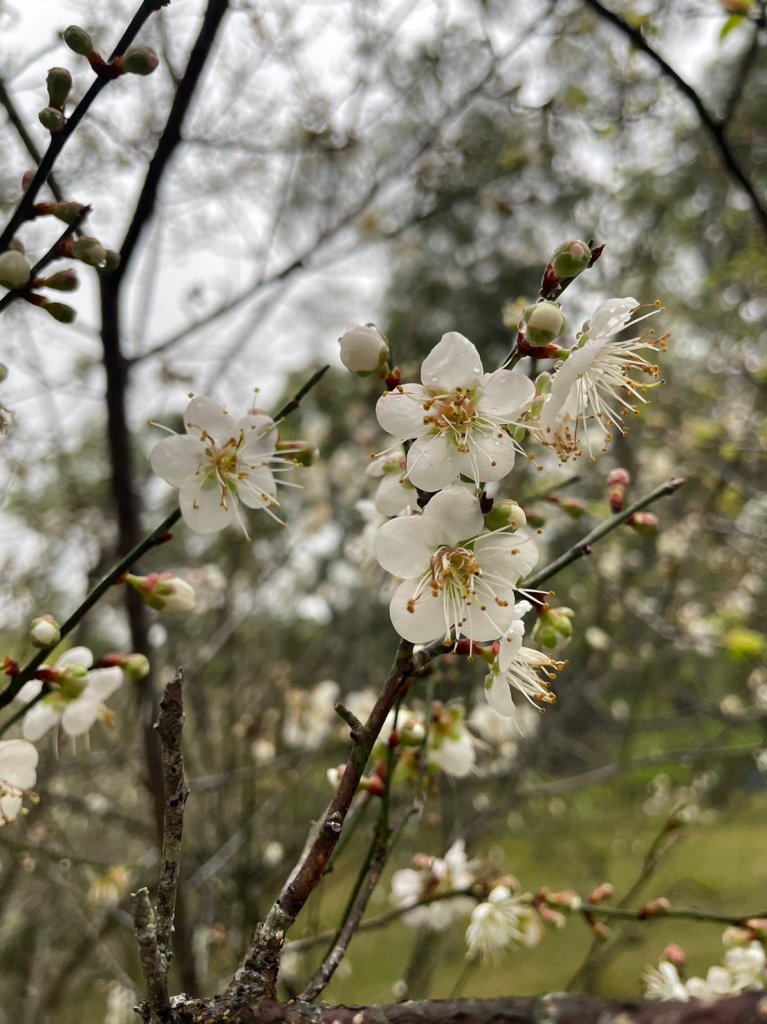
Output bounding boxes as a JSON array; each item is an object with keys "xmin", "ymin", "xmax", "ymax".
[
  {"xmin": 626, "ymin": 512, "xmax": 659, "ymax": 536},
  {"xmin": 607, "ymin": 467, "xmax": 630, "ymax": 513},
  {"xmin": 72, "ymin": 236, "xmax": 107, "ymax": 267},
  {"xmin": 484, "ymin": 499, "xmax": 526, "ymax": 532},
  {"xmin": 125, "ymin": 572, "xmax": 196, "ymax": 613},
  {"xmin": 29, "ymin": 614, "xmax": 61, "ymax": 650},
  {"xmin": 63, "ymin": 25, "xmax": 94, "ymax": 56},
  {"xmin": 42, "ymin": 300, "xmax": 77, "ymax": 323},
  {"xmin": 339, "ymin": 324, "xmax": 390, "ymax": 376},
  {"xmin": 46, "ymin": 67, "xmax": 72, "ymax": 108},
  {"xmin": 40, "ymin": 269, "xmax": 79, "ymax": 292},
  {"xmin": 0, "ymin": 250, "xmax": 31, "ymax": 289},
  {"xmin": 520, "ymin": 301, "xmax": 566, "ymax": 347},
  {"xmin": 38, "ymin": 107, "xmax": 66, "ymax": 132},
  {"xmin": 115, "ymin": 46, "xmax": 159, "ymax": 76}
]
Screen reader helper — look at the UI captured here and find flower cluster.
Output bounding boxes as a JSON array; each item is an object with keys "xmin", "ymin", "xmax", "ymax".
[
  {"xmin": 390, "ymin": 840, "xmax": 479, "ymax": 931},
  {"xmin": 644, "ymin": 939, "xmax": 767, "ymax": 1002},
  {"xmin": 465, "ymin": 884, "xmax": 542, "ymax": 960}
]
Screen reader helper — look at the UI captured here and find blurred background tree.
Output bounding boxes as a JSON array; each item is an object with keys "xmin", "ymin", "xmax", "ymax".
[{"xmin": 0, "ymin": 0, "xmax": 765, "ymax": 1021}]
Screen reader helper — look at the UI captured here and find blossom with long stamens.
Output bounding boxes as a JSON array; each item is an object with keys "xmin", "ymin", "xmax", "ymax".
[
  {"xmin": 0, "ymin": 740, "xmax": 38, "ymax": 825},
  {"xmin": 484, "ymin": 602, "xmax": 563, "ymax": 719},
  {"xmin": 151, "ymin": 396, "xmax": 294, "ymax": 536},
  {"xmin": 533, "ymin": 297, "xmax": 664, "ymax": 461},
  {"xmin": 374, "ymin": 487, "xmax": 538, "ymax": 645},
  {"xmin": 376, "ymin": 332, "xmax": 535, "ymax": 490}
]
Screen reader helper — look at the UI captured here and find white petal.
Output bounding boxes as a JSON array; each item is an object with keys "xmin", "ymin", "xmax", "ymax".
[
  {"xmin": 406, "ymin": 434, "xmax": 462, "ymax": 491},
  {"xmin": 375, "ymin": 516, "xmax": 431, "ymax": 579},
  {"xmin": 431, "ymin": 734, "xmax": 475, "ymax": 777},
  {"xmin": 184, "ymin": 396, "xmax": 234, "ymax": 444},
  {"xmin": 456, "ymin": 431, "xmax": 517, "ymax": 484},
  {"xmin": 375, "ymin": 384, "xmax": 430, "ymax": 440},
  {"xmin": 179, "ymin": 479, "xmax": 238, "ymax": 534},
  {"xmin": 88, "ymin": 667, "xmax": 124, "ymax": 700},
  {"xmin": 498, "ymin": 631, "xmax": 524, "ymax": 671},
  {"xmin": 422, "ymin": 487, "xmax": 483, "ymax": 547},
  {"xmin": 478, "ymin": 370, "xmax": 536, "ymax": 419},
  {"xmin": 15, "ymin": 680, "xmax": 43, "ymax": 704},
  {"xmin": 237, "ymin": 467, "xmax": 278, "ymax": 509},
  {"xmin": 374, "ymin": 474, "xmax": 413, "ymax": 517},
  {"xmin": 486, "ymin": 672, "xmax": 516, "ymax": 717},
  {"xmin": 474, "ymin": 531, "xmax": 539, "ymax": 581},
  {"xmin": 463, "ymin": 599, "xmax": 515, "ymax": 643},
  {"xmin": 62, "ymin": 697, "xmax": 99, "ymax": 736},
  {"xmin": 56, "ymin": 646, "xmax": 94, "ymax": 670},
  {"xmin": 22, "ymin": 702, "xmax": 61, "ymax": 741},
  {"xmin": 238, "ymin": 413, "xmax": 278, "ymax": 457},
  {"xmin": 389, "ymin": 580, "xmax": 451, "ymax": 643},
  {"xmin": 150, "ymin": 434, "xmax": 204, "ymax": 486},
  {"xmin": 0, "ymin": 740, "xmax": 38, "ymax": 785},
  {"xmin": 589, "ymin": 297, "xmax": 637, "ymax": 339},
  {"xmin": 421, "ymin": 333, "xmax": 483, "ymax": 392},
  {"xmin": 0, "ymin": 795, "xmax": 22, "ymax": 822}
]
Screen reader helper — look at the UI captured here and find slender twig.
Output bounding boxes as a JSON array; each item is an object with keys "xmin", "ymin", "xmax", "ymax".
[
  {"xmin": 154, "ymin": 669, "xmax": 189, "ymax": 962},
  {"xmin": 524, "ymin": 477, "xmax": 685, "ymax": 591},
  {"xmin": 0, "ymin": 0, "xmax": 168, "ymax": 253},
  {"xmin": 0, "ymin": 76, "xmax": 65, "ymax": 201},
  {"xmin": 581, "ymin": 0, "xmax": 767, "ymax": 236},
  {"xmin": 273, "ymin": 364, "xmax": 330, "ymax": 422},
  {"xmin": 131, "ymin": 887, "xmax": 170, "ymax": 1022}
]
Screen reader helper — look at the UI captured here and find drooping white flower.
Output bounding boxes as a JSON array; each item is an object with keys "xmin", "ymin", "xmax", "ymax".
[
  {"xmin": 366, "ymin": 453, "xmax": 416, "ymax": 517},
  {"xmin": 535, "ymin": 298, "xmax": 663, "ymax": 461},
  {"xmin": 484, "ymin": 602, "xmax": 563, "ymax": 720},
  {"xmin": 465, "ymin": 885, "xmax": 542, "ymax": 959},
  {"xmin": 643, "ymin": 961, "xmax": 689, "ymax": 1002},
  {"xmin": 339, "ymin": 324, "xmax": 389, "ymax": 375},
  {"xmin": 151, "ymin": 396, "xmax": 292, "ymax": 536},
  {"xmin": 0, "ymin": 740, "xmax": 38, "ymax": 825},
  {"xmin": 390, "ymin": 839, "xmax": 479, "ymax": 931},
  {"xmin": 376, "ymin": 332, "xmax": 535, "ymax": 490},
  {"xmin": 16, "ymin": 647, "xmax": 124, "ymax": 740},
  {"xmin": 375, "ymin": 487, "xmax": 538, "ymax": 645}
]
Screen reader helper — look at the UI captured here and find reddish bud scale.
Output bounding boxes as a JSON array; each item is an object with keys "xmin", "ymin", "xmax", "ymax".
[
  {"xmin": 35, "ymin": 667, "xmax": 59, "ymax": 684},
  {"xmin": 384, "ymin": 367, "xmax": 402, "ymax": 391},
  {"xmin": 2, "ymin": 657, "xmax": 19, "ymax": 676},
  {"xmin": 515, "ymin": 332, "xmax": 561, "ymax": 361},
  {"xmin": 588, "ymin": 882, "xmax": 615, "ymax": 904},
  {"xmin": 639, "ymin": 897, "xmax": 671, "ymax": 919},
  {"xmin": 155, "ymin": 531, "xmax": 174, "ymax": 544},
  {"xmin": 366, "ymin": 775, "xmax": 386, "ymax": 797},
  {"xmin": 99, "ymin": 653, "xmax": 126, "ymax": 668}
]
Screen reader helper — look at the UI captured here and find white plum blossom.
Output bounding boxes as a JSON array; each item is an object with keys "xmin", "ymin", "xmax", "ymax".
[
  {"xmin": 0, "ymin": 740, "xmax": 38, "ymax": 825},
  {"xmin": 724, "ymin": 941, "xmax": 767, "ymax": 991},
  {"xmin": 484, "ymin": 602, "xmax": 563, "ymax": 720},
  {"xmin": 428, "ymin": 708, "xmax": 477, "ymax": 778},
  {"xmin": 375, "ymin": 487, "xmax": 538, "ymax": 645},
  {"xmin": 643, "ymin": 962, "xmax": 689, "ymax": 1002},
  {"xmin": 366, "ymin": 453, "xmax": 416, "ymax": 517},
  {"xmin": 465, "ymin": 884, "xmax": 542, "ymax": 959},
  {"xmin": 376, "ymin": 331, "xmax": 535, "ymax": 490},
  {"xmin": 644, "ymin": 941, "xmax": 767, "ymax": 1003},
  {"xmin": 282, "ymin": 679, "xmax": 340, "ymax": 750},
  {"xmin": 535, "ymin": 297, "xmax": 663, "ymax": 461},
  {"xmin": 151, "ymin": 396, "xmax": 292, "ymax": 536},
  {"xmin": 390, "ymin": 839, "xmax": 479, "ymax": 930},
  {"xmin": 16, "ymin": 647, "xmax": 124, "ymax": 740},
  {"xmin": 339, "ymin": 324, "xmax": 389, "ymax": 375}
]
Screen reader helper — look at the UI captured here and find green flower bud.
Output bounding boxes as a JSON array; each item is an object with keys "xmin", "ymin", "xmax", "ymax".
[
  {"xmin": 119, "ymin": 46, "xmax": 159, "ymax": 76},
  {"xmin": 72, "ymin": 236, "xmax": 107, "ymax": 267},
  {"xmin": 551, "ymin": 240, "xmax": 592, "ymax": 281},
  {"xmin": 59, "ymin": 665, "xmax": 88, "ymax": 699},
  {"xmin": 102, "ymin": 249, "xmax": 121, "ymax": 273},
  {"xmin": 484, "ymin": 499, "xmax": 527, "ymax": 532},
  {"xmin": 53, "ymin": 202, "xmax": 88, "ymax": 226},
  {"xmin": 0, "ymin": 250, "xmax": 31, "ymax": 289},
  {"xmin": 42, "ymin": 269, "xmax": 79, "ymax": 292},
  {"xmin": 124, "ymin": 654, "xmax": 150, "ymax": 682},
  {"xmin": 535, "ymin": 624, "xmax": 559, "ymax": 649},
  {"xmin": 46, "ymin": 67, "xmax": 72, "ymax": 108},
  {"xmin": 44, "ymin": 301, "xmax": 77, "ymax": 324},
  {"xmin": 521, "ymin": 301, "xmax": 566, "ymax": 346},
  {"xmin": 63, "ymin": 25, "xmax": 94, "ymax": 56},
  {"xmin": 30, "ymin": 614, "xmax": 61, "ymax": 649},
  {"xmin": 39, "ymin": 107, "xmax": 65, "ymax": 132}
]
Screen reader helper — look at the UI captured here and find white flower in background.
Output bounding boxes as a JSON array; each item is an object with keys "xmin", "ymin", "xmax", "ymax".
[
  {"xmin": 684, "ymin": 966, "xmax": 735, "ymax": 1002},
  {"xmin": 375, "ymin": 487, "xmax": 538, "ymax": 645},
  {"xmin": 535, "ymin": 297, "xmax": 663, "ymax": 461},
  {"xmin": 469, "ymin": 700, "xmax": 539, "ymax": 760},
  {"xmin": 484, "ymin": 602, "xmax": 563, "ymax": 720},
  {"xmin": 282, "ymin": 679, "xmax": 340, "ymax": 750},
  {"xmin": 428, "ymin": 709, "xmax": 476, "ymax": 778},
  {"xmin": 0, "ymin": 740, "xmax": 38, "ymax": 825},
  {"xmin": 16, "ymin": 647, "xmax": 124, "ymax": 740},
  {"xmin": 376, "ymin": 332, "xmax": 535, "ymax": 490},
  {"xmin": 366, "ymin": 453, "xmax": 416, "ymax": 517},
  {"xmin": 151, "ymin": 396, "xmax": 293, "ymax": 536},
  {"xmin": 465, "ymin": 885, "xmax": 542, "ymax": 959},
  {"xmin": 643, "ymin": 962, "xmax": 689, "ymax": 1002},
  {"xmin": 390, "ymin": 839, "xmax": 479, "ymax": 931},
  {"xmin": 724, "ymin": 941, "xmax": 767, "ymax": 991}
]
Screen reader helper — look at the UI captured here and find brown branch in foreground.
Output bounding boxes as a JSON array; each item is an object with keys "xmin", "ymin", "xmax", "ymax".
[
  {"xmin": 169, "ymin": 991, "xmax": 767, "ymax": 1023},
  {"xmin": 132, "ymin": 887, "xmax": 170, "ymax": 1022}
]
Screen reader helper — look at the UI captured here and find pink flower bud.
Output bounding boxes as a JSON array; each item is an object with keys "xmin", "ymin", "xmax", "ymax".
[
  {"xmin": 627, "ymin": 512, "xmax": 659, "ymax": 536},
  {"xmin": 125, "ymin": 572, "xmax": 196, "ymax": 613},
  {"xmin": 588, "ymin": 882, "xmax": 614, "ymax": 905}
]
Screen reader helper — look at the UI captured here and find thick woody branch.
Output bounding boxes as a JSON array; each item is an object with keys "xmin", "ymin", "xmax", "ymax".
[{"xmin": 131, "ymin": 887, "xmax": 170, "ymax": 1022}]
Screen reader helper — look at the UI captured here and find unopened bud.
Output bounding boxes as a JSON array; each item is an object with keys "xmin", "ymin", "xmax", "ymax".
[
  {"xmin": 399, "ymin": 720, "xmax": 426, "ymax": 745},
  {"xmin": 663, "ymin": 944, "xmax": 686, "ymax": 969},
  {"xmin": 123, "ymin": 653, "xmax": 150, "ymax": 682},
  {"xmin": 627, "ymin": 512, "xmax": 658, "ymax": 536},
  {"xmin": 551, "ymin": 240, "xmax": 592, "ymax": 281},
  {"xmin": 276, "ymin": 440, "xmax": 317, "ymax": 466},
  {"xmin": 484, "ymin": 499, "xmax": 526, "ymax": 532},
  {"xmin": 102, "ymin": 249, "xmax": 121, "ymax": 273},
  {"xmin": 0, "ymin": 250, "xmax": 31, "ymax": 289},
  {"xmin": 39, "ymin": 107, "xmax": 66, "ymax": 132},
  {"xmin": 22, "ymin": 170, "xmax": 36, "ymax": 190},
  {"xmin": 607, "ymin": 467, "xmax": 630, "ymax": 513},
  {"xmin": 339, "ymin": 324, "xmax": 390, "ymax": 376},
  {"xmin": 59, "ymin": 664, "xmax": 88, "ymax": 699},
  {"xmin": 554, "ymin": 496, "xmax": 586, "ymax": 520},
  {"xmin": 53, "ymin": 202, "xmax": 87, "ymax": 226},
  {"xmin": 639, "ymin": 897, "xmax": 671, "ymax": 918},
  {"xmin": 46, "ymin": 67, "xmax": 72, "ymax": 108},
  {"xmin": 72, "ymin": 236, "xmax": 107, "ymax": 267},
  {"xmin": 43, "ymin": 301, "xmax": 77, "ymax": 323},
  {"xmin": 63, "ymin": 25, "xmax": 94, "ymax": 56},
  {"xmin": 521, "ymin": 301, "xmax": 566, "ymax": 347},
  {"xmin": 588, "ymin": 882, "xmax": 614, "ymax": 905},
  {"xmin": 125, "ymin": 572, "xmax": 196, "ymax": 613},
  {"xmin": 118, "ymin": 46, "xmax": 159, "ymax": 76},
  {"xmin": 42, "ymin": 269, "xmax": 79, "ymax": 292},
  {"xmin": 532, "ymin": 604, "xmax": 574, "ymax": 651},
  {"xmin": 30, "ymin": 614, "xmax": 61, "ymax": 649}
]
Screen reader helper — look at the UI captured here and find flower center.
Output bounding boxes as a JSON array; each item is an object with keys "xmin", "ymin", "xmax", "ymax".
[
  {"xmin": 425, "ymin": 390, "xmax": 478, "ymax": 449},
  {"xmin": 429, "ymin": 545, "xmax": 480, "ymax": 596}
]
